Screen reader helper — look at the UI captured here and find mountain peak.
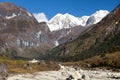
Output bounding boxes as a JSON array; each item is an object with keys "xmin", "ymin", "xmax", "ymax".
[
  {"xmin": 48, "ymin": 13, "xmax": 81, "ymax": 31},
  {"xmin": 86, "ymin": 10, "xmax": 109, "ymax": 26},
  {"xmin": 47, "ymin": 10, "xmax": 109, "ymax": 31},
  {"xmin": 55, "ymin": 13, "xmax": 63, "ymax": 16},
  {"xmin": 0, "ymin": 2, "xmax": 35, "ymax": 19},
  {"xmin": 92, "ymin": 10, "xmax": 109, "ymax": 18},
  {"xmin": 64, "ymin": 13, "xmax": 73, "ymax": 16},
  {"xmin": 50, "ymin": 5, "xmax": 120, "ymax": 61},
  {"xmin": 94, "ymin": 10, "xmax": 109, "ymax": 15},
  {"xmin": 0, "ymin": 2, "xmax": 15, "ymax": 6},
  {"xmin": 0, "ymin": 2, "xmax": 17, "ymax": 10}
]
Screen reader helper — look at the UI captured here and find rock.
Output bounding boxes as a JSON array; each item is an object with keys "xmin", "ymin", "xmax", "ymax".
[
  {"xmin": 66, "ymin": 75, "xmax": 75, "ymax": 80},
  {"xmin": 7, "ymin": 64, "xmax": 120, "ymax": 80},
  {"xmin": 0, "ymin": 63, "xmax": 8, "ymax": 80},
  {"xmin": 23, "ymin": 63, "xmax": 32, "ymax": 70},
  {"xmin": 82, "ymin": 74, "xmax": 85, "ymax": 79},
  {"xmin": 110, "ymin": 76, "xmax": 120, "ymax": 79}
]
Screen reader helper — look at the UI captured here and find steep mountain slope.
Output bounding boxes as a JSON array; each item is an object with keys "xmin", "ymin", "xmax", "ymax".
[
  {"xmin": 0, "ymin": 2, "xmax": 112, "ymax": 60},
  {"xmin": 0, "ymin": 2, "xmax": 53, "ymax": 59},
  {"xmin": 0, "ymin": 2, "xmax": 89, "ymax": 59},
  {"xmin": 50, "ymin": 4, "xmax": 120, "ymax": 61},
  {"xmin": 40, "ymin": 10, "xmax": 109, "ymax": 47},
  {"xmin": 49, "ymin": 25, "xmax": 87, "ymax": 45},
  {"xmin": 46, "ymin": 10, "xmax": 109, "ymax": 31}
]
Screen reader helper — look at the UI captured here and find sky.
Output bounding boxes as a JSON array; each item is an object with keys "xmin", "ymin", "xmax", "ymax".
[{"xmin": 0, "ymin": 0, "xmax": 119, "ymax": 20}]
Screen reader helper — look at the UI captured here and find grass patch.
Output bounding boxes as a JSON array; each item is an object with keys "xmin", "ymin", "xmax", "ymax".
[
  {"xmin": 0, "ymin": 57, "xmax": 60, "ymax": 74},
  {"xmin": 63, "ymin": 51, "xmax": 120, "ymax": 69}
]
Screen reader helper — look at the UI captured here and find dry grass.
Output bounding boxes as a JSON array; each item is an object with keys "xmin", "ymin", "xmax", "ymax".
[
  {"xmin": 63, "ymin": 51, "xmax": 120, "ymax": 69},
  {"xmin": 1, "ymin": 52, "xmax": 119, "ymax": 74},
  {"xmin": 0, "ymin": 57, "xmax": 60, "ymax": 74}
]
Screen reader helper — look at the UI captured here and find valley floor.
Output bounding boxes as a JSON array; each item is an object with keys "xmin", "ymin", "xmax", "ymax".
[{"xmin": 7, "ymin": 66, "xmax": 120, "ymax": 80}]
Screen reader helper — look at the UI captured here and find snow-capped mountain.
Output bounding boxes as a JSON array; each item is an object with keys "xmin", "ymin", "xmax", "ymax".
[
  {"xmin": 86, "ymin": 10, "xmax": 109, "ymax": 26},
  {"xmin": 47, "ymin": 13, "xmax": 82, "ymax": 31},
  {"xmin": 33, "ymin": 13, "xmax": 48, "ymax": 22},
  {"xmin": 34, "ymin": 10, "xmax": 109, "ymax": 31},
  {"xmin": 48, "ymin": 10, "xmax": 109, "ymax": 31},
  {"xmin": 78, "ymin": 16, "xmax": 90, "ymax": 26}
]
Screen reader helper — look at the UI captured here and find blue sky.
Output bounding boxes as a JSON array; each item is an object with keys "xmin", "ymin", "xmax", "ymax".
[{"xmin": 0, "ymin": 0, "xmax": 119, "ymax": 19}]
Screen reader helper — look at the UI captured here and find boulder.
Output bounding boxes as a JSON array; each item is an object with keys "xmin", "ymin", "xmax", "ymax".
[{"xmin": 0, "ymin": 63, "xmax": 8, "ymax": 80}]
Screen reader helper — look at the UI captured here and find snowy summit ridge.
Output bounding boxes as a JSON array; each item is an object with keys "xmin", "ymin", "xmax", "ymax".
[{"xmin": 34, "ymin": 10, "xmax": 109, "ymax": 31}]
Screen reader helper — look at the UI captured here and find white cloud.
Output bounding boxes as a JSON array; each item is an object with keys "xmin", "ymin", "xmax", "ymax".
[{"xmin": 33, "ymin": 13, "xmax": 48, "ymax": 22}]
